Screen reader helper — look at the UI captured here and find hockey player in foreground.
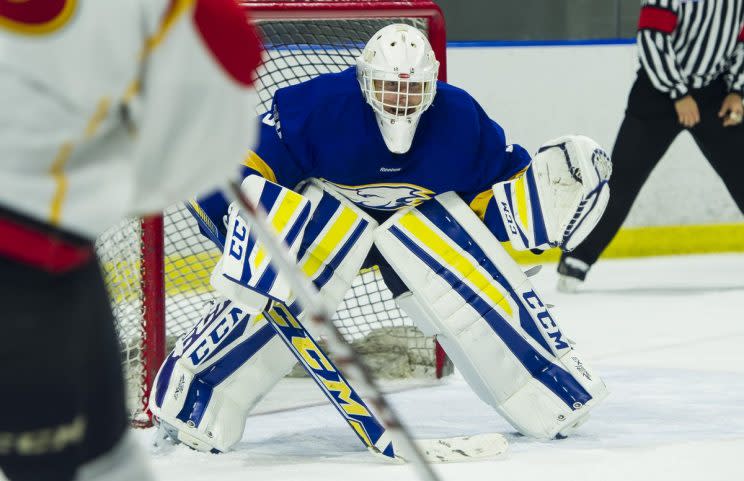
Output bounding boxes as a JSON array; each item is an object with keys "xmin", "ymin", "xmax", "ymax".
[
  {"xmin": 0, "ymin": 1, "xmax": 263, "ymax": 480},
  {"xmin": 150, "ymin": 24, "xmax": 613, "ymax": 459}
]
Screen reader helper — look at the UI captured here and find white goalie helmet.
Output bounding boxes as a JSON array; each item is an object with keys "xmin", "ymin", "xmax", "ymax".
[{"xmin": 356, "ymin": 24, "xmax": 440, "ymax": 153}]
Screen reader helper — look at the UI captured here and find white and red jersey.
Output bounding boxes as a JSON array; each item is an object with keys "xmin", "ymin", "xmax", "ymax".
[{"xmin": 0, "ymin": 0, "xmax": 263, "ymax": 239}]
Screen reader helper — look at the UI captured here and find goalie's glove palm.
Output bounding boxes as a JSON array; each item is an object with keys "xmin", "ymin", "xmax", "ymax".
[
  {"xmin": 535, "ymin": 135, "xmax": 612, "ymax": 251},
  {"xmin": 492, "ymin": 135, "xmax": 611, "ymax": 252}
]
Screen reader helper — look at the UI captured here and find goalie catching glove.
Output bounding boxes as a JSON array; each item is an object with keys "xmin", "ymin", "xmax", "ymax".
[{"xmin": 492, "ymin": 135, "xmax": 612, "ymax": 252}]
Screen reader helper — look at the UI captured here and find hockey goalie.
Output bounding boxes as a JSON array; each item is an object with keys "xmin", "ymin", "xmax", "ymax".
[{"xmin": 149, "ymin": 24, "xmax": 612, "ymax": 456}]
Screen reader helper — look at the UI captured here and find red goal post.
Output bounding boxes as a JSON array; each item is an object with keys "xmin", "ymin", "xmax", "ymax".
[{"xmin": 99, "ymin": 0, "xmax": 449, "ymax": 427}]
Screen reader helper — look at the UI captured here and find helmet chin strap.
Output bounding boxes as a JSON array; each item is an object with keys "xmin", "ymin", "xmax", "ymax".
[{"xmin": 376, "ymin": 113, "xmax": 423, "ymax": 154}]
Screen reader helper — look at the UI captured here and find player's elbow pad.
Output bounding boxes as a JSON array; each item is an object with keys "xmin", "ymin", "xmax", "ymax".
[{"xmin": 491, "ymin": 135, "xmax": 612, "ymax": 252}]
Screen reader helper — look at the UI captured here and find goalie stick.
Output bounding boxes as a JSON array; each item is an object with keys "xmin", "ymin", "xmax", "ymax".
[
  {"xmin": 225, "ymin": 182, "xmax": 508, "ymax": 474},
  {"xmin": 185, "ymin": 200, "xmax": 401, "ymax": 452},
  {"xmin": 226, "ymin": 181, "xmax": 442, "ymax": 481},
  {"xmin": 184, "ymin": 190, "xmax": 507, "ymax": 470},
  {"xmin": 185, "ymin": 199, "xmax": 401, "ymax": 451}
]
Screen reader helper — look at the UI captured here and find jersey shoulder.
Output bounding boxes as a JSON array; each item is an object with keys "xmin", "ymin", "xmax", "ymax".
[
  {"xmin": 273, "ymin": 67, "xmax": 361, "ymax": 115},
  {"xmin": 435, "ymin": 80, "xmax": 475, "ymax": 100},
  {"xmin": 432, "ymin": 81, "xmax": 484, "ymax": 118},
  {"xmin": 423, "ymin": 81, "xmax": 501, "ymax": 144},
  {"xmin": 269, "ymin": 67, "xmax": 368, "ymax": 149}
]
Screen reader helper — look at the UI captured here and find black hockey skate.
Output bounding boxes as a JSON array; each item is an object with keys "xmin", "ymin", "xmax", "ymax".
[{"xmin": 556, "ymin": 255, "xmax": 590, "ymax": 293}]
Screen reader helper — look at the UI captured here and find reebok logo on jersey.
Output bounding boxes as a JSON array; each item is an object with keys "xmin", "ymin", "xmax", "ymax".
[{"xmin": 379, "ymin": 167, "xmax": 402, "ymax": 172}]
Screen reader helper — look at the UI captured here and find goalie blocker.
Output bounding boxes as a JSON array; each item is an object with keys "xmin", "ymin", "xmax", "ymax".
[{"xmin": 376, "ymin": 192, "xmax": 608, "ymax": 439}]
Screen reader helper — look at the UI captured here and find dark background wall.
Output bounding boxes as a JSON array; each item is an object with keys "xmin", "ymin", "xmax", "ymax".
[{"xmin": 435, "ymin": 0, "xmax": 640, "ymax": 41}]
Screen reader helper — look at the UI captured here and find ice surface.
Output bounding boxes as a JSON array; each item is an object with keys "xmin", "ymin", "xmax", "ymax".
[{"xmin": 136, "ymin": 254, "xmax": 744, "ymax": 481}]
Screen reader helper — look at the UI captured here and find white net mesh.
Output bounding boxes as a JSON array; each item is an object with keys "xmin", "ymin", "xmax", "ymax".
[{"xmin": 96, "ymin": 14, "xmax": 446, "ymax": 423}]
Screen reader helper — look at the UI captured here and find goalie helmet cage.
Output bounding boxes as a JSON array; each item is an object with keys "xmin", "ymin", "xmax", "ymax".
[{"xmin": 99, "ymin": 0, "xmax": 448, "ymax": 428}]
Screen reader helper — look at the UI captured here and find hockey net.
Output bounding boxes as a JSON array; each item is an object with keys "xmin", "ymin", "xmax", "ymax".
[{"xmin": 96, "ymin": 0, "xmax": 448, "ymax": 426}]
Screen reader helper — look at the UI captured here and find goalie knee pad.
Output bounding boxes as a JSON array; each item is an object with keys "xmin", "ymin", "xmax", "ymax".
[
  {"xmin": 209, "ymin": 176, "xmax": 377, "ymax": 318},
  {"xmin": 376, "ymin": 192, "xmax": 608, "ymax": 439},
  {"xmin": 293, "ymin": 179, "xmax": 379, "ymax": 310},
  {"xmin": 149, "ymin": 297, "xmax": 296, "ymax": 452},
  {"xmin": 210, "ymin": 175, "xmax": 313, "ymax": 312}
]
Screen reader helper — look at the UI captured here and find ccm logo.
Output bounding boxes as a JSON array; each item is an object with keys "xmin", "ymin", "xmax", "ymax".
[
  {"xmin": 268, "ymin": 304, "xmax": 373, "ymax": 420},
  {"xmin": 228, "ymin": 218, "xmax": 248, "ymax": 261},
  {"xmin": 500, "ymin": 201, "xmax": 519, "ymax": 235},
  {"xmin": 522, "ymin": 290, "xmax": 570, "ymax": 351},
  {"xmin": 188, "ymin": 306, "xmax": 245, "ymax": 365}
]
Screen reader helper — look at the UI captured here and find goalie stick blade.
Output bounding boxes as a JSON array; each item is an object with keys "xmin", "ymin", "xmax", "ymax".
[{"xmin": 392, "ymin": 434, "xmax": 508, "ymax": 463}]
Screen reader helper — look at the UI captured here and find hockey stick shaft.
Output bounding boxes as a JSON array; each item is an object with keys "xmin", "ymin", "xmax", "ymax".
[
  {"xmin": 262, "ymin": 301, "xmax": 393, "ymax": 455},
  {"xmin": 227, "ymin": 181, "xmax": 441, "ymax": 481}
]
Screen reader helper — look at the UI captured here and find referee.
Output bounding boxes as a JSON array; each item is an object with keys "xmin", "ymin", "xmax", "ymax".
[{"xmin": 557, "ymin": 0, "xmax": 744, "ymax": 291}]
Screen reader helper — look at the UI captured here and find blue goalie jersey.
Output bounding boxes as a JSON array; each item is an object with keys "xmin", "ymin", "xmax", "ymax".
[{"xmin": 199, "ymin": 66, "xmax": 531, "ymax": 241}]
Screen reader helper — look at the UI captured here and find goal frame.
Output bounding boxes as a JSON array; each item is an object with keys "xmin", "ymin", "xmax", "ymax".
[{"xmin": 136, "ymin": 0, "xmax": 448, "ymax": 426}]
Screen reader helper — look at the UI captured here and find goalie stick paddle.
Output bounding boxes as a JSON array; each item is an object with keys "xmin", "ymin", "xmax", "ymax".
[{"xmin": 226, "ymin": 181, "xmax": 444, "ymax": 481}]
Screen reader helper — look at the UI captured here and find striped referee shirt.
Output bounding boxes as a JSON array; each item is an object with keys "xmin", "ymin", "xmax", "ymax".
[{"xmin": 638, "ymin": 0, "xmax": 744, "ymax": 99}]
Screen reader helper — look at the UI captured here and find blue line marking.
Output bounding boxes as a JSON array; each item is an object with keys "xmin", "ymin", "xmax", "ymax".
[
  {"xmin": 263, "ymin": 38, "xmax": 636, "ymax": 52},
  {"xmin": 447, "ymin": 38, "xmax": 636, "ymax": 48}
]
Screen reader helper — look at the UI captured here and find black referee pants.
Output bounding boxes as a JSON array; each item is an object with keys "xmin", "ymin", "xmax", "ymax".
[{"xmin": 564, "ymin": 70, "xmax": 744, "ymax": 268}]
